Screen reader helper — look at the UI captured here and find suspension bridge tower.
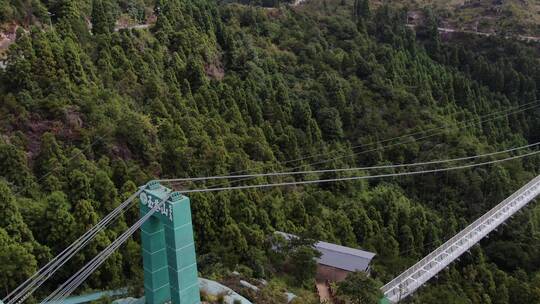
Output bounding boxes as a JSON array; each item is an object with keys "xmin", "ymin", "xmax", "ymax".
[{"xmin": 139, "ymin": 181, "xmax": 200, "ymax": 304}]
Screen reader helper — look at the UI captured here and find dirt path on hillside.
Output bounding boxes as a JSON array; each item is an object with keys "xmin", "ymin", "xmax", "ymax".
[
  {"xmin": 291, "ymin": 0, "xmax": 308, "ymax": 6},
  {"xmin": 406, "ymin": 24, "xmax": 540, "ymax": 43},
  {"xmin": 114, "ymin": 23, "xmax": 151, "ymax": 31},
  {"xmin": 316, "ymin": 282, "xmax": 332, "ymax": 303},
  {"xmin": 0, "ymin": 25, "xmax": 19, "ymax": 52}
]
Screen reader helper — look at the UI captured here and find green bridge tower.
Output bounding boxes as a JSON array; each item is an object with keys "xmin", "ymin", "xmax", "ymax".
[{"xmin": 139, "ymin": 181, "xmax": 201, "ymax": 304}]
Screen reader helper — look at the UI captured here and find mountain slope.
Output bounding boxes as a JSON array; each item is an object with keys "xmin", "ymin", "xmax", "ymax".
[
  {"xmin": 0, "ymin": 0, "xmax": 539, "ymax": 303},
  {"xmin": 391, "ymin": 0, "xmax": 540, "ymax": 36}
]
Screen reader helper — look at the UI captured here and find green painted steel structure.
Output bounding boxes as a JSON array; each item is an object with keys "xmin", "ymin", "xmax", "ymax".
[
  {"xmin": 379, "ymin": 297, "xmax": 391, "ymax": 304},
  {"xmin": 139, "ymin": 181, "xmax": 200, "ymax": 304}
]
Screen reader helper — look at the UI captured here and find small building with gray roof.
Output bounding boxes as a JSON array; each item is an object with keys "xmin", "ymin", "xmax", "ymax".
[{"xmin": 275, "ymin": 232, "xmax": 376, "ymax": 282}]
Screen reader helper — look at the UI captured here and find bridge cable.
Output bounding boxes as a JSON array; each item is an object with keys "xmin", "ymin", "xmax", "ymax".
[
  {"xmin": 175, "ymin": 150, "xmax": 540, "ymax": 194},
  {"xmin": 35, "ymin": 143, "xmax": 540, "ymax": 300},
  {"xmin": 163, "ymin": 101, "xmax": 540, "ymax": 189},
  {"xmin": 33, "ymin": 150, "xmax": 540, "ymax": 302},
  {"xmin": 4, "ymin": 188, "xmax": 146, "ymax": 304},
  {"xmin": 41, "ymin": 193, "xmax": 172, "ymax": 304},
  {"xmin": 161, "ymin": 99, "xmax": 540, "ymax": 186},
  {"xmin": 13, "ymin": 102, "xmax": 540, "ymax": 302},
  {"xmin": 158, "ymin": 142, "xmax": 539, "ymax": 183}
]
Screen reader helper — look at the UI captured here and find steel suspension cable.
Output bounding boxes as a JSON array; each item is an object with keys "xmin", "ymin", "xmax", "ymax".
[
  {"xmin": 283, "ymin": 103, "xmax": 540, "ymax": 170},
  {"xmin": 175, "ymin": 150, "xmax": 540, "ymax": 194},
  {"xmin": 32, "ymin": 150, "xmax": 540, "ymax": 302},
  {"xmin": 261, "ymin": 100, "xmax": 540, "ymax": 169},
  {"xmin": 160, "ymin": 102, "xmax": 540, "ymax": 190},
  {"xmin": 5, "ymin": 188, "xmax": 145, "ymax": 304},
  {"xmin": 18, "ymin": 102, "xmax": 539, "ymax": 302},
  {"xmin": 158, "ymin": 101, "xmax": 539, "ymax": 189},
  {"xmin": 202, "ymin": 101, "xmax": 540, "ymax": 188},
  {"xmin": 41, "ymin": 193, "xmax": 172, "ymax": 304},
  {"xmin": 158, "ymin": 142, "xmax": 539, "ymax": 183}
]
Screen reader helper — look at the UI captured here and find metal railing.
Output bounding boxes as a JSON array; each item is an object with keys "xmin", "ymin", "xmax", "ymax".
[{"xmin": 381, "ymin": 175, "xmax": 540, "ymax": 303}]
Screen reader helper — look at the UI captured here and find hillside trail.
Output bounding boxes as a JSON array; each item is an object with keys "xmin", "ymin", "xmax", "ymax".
[
  {"xmin": 316, "ymin": 282, "xmax": 332, "ymax": 303},
  {"xmin": 405, "ymin": 23, "xmax": 540, "ymax": 43},
  {"xmin": 437, "ymin": 27, "xmax": 540, "ymax": 42}
]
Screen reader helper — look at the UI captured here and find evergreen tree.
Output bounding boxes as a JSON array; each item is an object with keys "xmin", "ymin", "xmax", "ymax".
[
  {"xmin": 0, "ymin": 142, "xmax": 35, "ymax": 191},
  {"xmin": 41, "ymin": 192, "xmax": 76, "ymax": 252},
  {"xmin": 0, "ymin": 181, "xmax": 35, "ymax": 243},
  {"xmin": 93, "ymin": 170, "xmax": 118, "ymax": 213},
  {"xmin": 91, "ymin": 0, "xmax": 114, "ymax": 35},
  {"xmin": 288, "ymin": 244, "xmax": 320, "ymax": 286},
  {"xmin": 336, "ymin": 272, "xmax": 383, "ymax": 304},
  {"xmin": 353, "ymin": 0, "xmax": 370, "ymax": 20},
  {"xmin": 0, "ymin": 228, "xmax": 38, "ymax": 294},
  {"xmin": 68, "ymin": 169, "xmax": 93, "ymax": 203},
  {"xmin": 34, "ymin": 133, "xmax": 65, "ymax": 180}
]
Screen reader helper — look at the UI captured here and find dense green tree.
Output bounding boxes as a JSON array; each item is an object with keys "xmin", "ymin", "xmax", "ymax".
[
  {"xmin": 332, "ymin": 210, "xmax": 357, "ymax": 247},
  {"xmin": 353, "ymin": 0, "xmax": 370, "ymax": 20},
  {"xmin": 0, "ymin": 228, "xmax": 38, "ymax": 295},
  {"xmin": 0, "ymin": 181, "xmax": 36, "ymax": 245},
  {"xmin": 91, "ymin": 0, "xmax": 115, "ymax": 34},
  {"xmin": 336, "ymin": 272, "xmax": 383, "ymax": 304},
  {"xmin": 288, "ymin": 245, "xmax": 320, "ymax": 286},
  {"xmin": 68, "ymin": 169, "xmax": 93, "ymax": 203},
  {"xmin": 41, "ymin": 191, "xmax": 76, "ymax": 252},
  {"xmin": 317, "ymin": 107, "xmax": 344, "ymax": 140},
  {"xmin": 417, "ymin": 9, "xmax": 442, "ymax": 60},
  {"xmin": 0, "ymin": 142, "xmax": 35, "ymax": 192},
  {"xmin": 93, "ymin": 170, "xmax": 118, "ymax": 213},
  {"xmin": 34, "ymin": 133, "xmax": 65, "ymax": 180}
]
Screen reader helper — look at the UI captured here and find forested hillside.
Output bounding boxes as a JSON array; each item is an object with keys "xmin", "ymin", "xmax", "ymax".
[
  {"xmin": 0, "ymin": 0, "xmax": 539, "ymax": 303},
  {"xmin": 381, "ymin": 0, "xmax": 540, "ymax": 36}
]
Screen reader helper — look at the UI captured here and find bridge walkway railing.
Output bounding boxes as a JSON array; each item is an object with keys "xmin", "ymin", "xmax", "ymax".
[{"xmin": 381, "ymin": 175, "xmax": 540, "ymax": 303}]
